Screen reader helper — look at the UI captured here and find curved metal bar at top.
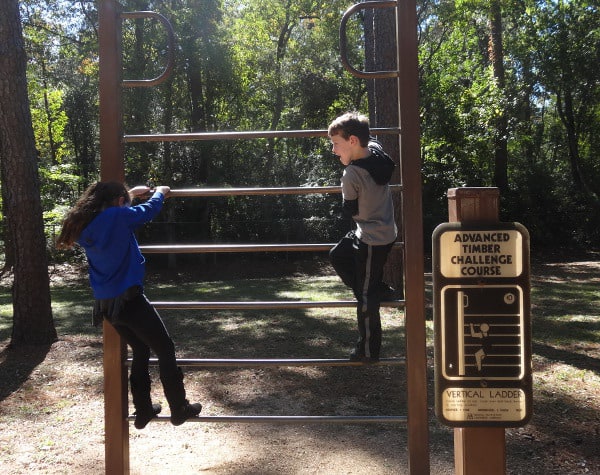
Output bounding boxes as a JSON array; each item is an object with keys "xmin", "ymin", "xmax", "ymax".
[
  {"xmin": 123, "ymin": 127, "xmax": 400, "ymax": 143},
  {"xmin": 121, "ymin": 11, "xmax": 176, "ymax": 88},
  {"xmin": 339, "ymin": 1, "xmax": 399, "ymax": 79}
]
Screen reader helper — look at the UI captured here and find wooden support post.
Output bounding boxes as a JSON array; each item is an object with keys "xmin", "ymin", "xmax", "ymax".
[
  {"xmin": 447, "ymin": 187, "xmax": 499, "ymax": 224},
  {"xmin": 99, "ymin": 0, "xmax": 125, "ymax": 181},
  {"xmin": 447, "ymin": 187, "xmax": 506, "ymax": 475},
  {"xmin": 454, "ymin": 426, "xmax": 506, "ymax": 475},
  {"xmin": 102, "ymin": 321, "xmax": 129, "ymax": 474},
  {"xmin": 99, "ymin": 0, "xmax": 128, "ymax": 473},
  {"xmin": 397, "ymin": 1, "xmax": 430, "ymax": 473}
]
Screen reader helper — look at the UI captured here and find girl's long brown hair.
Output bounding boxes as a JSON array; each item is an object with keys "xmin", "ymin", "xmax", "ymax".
[{"xmin": 56, "ymin": 181, "xmax": 130, "ymax": 249}]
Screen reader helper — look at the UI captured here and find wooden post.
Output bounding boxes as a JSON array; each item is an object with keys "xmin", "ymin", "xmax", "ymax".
[
  {"xmin": 99, "ymin": 1, "xmax": 129, "ymax": 473},
  {"xmin": 397, "ymin": 0, "xmax": 429, "ymax": 473},
  {"xmin": 454, "ymin": 427, "xmax": 506, "ymax": 474},
  {"xmin": 447, "ymin": 187, "xmax": 506, "ymax": 475}
]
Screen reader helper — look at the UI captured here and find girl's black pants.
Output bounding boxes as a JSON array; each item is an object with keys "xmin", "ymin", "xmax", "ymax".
[{"xmin": 106, "ymin": 290, "xmax": 187, "ymax": 412}]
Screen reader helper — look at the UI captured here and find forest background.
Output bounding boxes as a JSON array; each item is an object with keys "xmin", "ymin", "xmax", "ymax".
[
  {"xmin": 1, "ymin": 0, "xmax": 600, "ymax": 341},
  {"xmin": 0, "ymin": 3, "xmax": 599, "ymax": 473},
  {"xmin": 4, "ymin": 0, "xmax": 600, "ymax": 253}
]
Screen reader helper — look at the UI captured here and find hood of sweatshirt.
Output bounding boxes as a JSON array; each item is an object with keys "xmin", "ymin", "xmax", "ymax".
[
  {"xmin": 349, "ymin": 140, "xmax": 396, "ymax": 185},
  {"xmin": 78, "ymin": 207, "xmax": 120, "ymax": 252}
]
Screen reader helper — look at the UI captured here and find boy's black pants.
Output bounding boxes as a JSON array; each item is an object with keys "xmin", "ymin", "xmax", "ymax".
[{"xmin": 329, "ymin": 231, "xmax": 394, "ymax": 359}]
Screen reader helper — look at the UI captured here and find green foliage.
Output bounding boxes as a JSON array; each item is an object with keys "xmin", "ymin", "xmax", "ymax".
[
  {"xmin": 419, "ymin": 0, "xmax": 600, "ymax": 248},
  {"xmin": 10, "ymin": 0, "xmax": 600, "ymax": 254}
]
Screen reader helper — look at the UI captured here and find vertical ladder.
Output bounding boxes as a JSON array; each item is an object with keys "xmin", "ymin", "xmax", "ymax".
[{"xmin": 98, "ymin": 0, "xmax": 428, "ymax": 473}]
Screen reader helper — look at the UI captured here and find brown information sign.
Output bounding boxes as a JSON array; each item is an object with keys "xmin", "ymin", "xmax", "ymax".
[{"xmin": 432, "ymin": 222, "xmax": 532, "ymax": 427}]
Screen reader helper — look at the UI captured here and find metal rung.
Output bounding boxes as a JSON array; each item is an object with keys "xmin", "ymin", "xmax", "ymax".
[
  {"xmin": 153, "ymin": 300, "xmax": 404, "ymax": 310},
  {"xmin": 127, "ymin": 415, "xmax": 407, "ymax": 424},
  {"xmin": 123, "ymin": 127, "xmax": 400, "ymax": 143},
  {"xmin": 166, "ymin": 184, "xmax": 402, "ymax": 198},
  {"xmin": 141, "ymin": 243, "xmax": 333, "ymax": 253},
  {"xmin": 140, "ymin": 242, "xmax": 404, "ymax": 254},
  {"xmin": 135, "ymin": 357, "xmax": 406, "ymax": 367}
]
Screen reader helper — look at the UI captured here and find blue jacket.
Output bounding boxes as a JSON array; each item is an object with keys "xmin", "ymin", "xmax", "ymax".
[{"xmin": 78, "ymin": 191, "xmax": 164, "ymax": 299}]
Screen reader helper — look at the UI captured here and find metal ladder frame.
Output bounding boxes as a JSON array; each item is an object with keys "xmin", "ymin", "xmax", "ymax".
[{"xmin": 98, "ymin": 0, "xmax": 428, "ymax": 473}]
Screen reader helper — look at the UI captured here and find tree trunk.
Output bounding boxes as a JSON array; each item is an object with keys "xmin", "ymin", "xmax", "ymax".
[
  {"xmin": 0, "ymin": 0, "xmax": 56, "ymax": 346},
  {"xmin": 0, "ymin": 162, "xmax": 15, "ymax": 274},
  {"xmin": 556, "ymin": 90, "xmax": 600, "ymax": 207},
  {"xmin": 557, "ymin": 90, "xmax": 583, "ymax": 187},
  {"xmin": 364, "ymin": 6, "xmax": 404, "ymax": 291},
  {"xmin": 488, "ymin": 0, "xmax": 509, "ymax": 195}
]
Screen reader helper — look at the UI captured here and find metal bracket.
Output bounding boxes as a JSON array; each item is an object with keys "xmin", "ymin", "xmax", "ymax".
[
  {"xmin": 339, "ymin": 1, "xmax": 399, "ymax": 79},
  {"xmin": 121, "ymin": 11, "xmax": 176, "ymax": 87}
]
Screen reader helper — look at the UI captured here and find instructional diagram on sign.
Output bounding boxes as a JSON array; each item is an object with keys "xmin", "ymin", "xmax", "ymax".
[
  {"xmin": 441, "ymin": 285, "xmax": 524, "ymax": 381},
  {"xmin": 439, "ymin": 284, "xmax": 527, "ymax": 423}
]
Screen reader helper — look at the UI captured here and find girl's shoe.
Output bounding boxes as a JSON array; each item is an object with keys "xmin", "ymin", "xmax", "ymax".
[
  {"xmin": 134, "ymin": 403, "xmax": 162, "ymax": 429},
  {"xmin": 171, "ymin": 401, "xmax": 202, "ymax": 426}
]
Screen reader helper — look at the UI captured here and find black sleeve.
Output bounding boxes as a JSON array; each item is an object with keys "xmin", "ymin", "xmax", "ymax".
[{"xmin": 342, "ymin": 198, "xmax": 359, "ymax": 217}]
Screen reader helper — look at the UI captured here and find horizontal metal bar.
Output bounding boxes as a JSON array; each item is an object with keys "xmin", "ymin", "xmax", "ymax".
[
  {"xmin": 124, "ymin": 127, "xmax": 400, "ymax": 143},
  {"xmin": 169, "ymin": 186, "xmax": 341, "ymax": 197},
  {"xmin": 140, "ymin": 242, "xmax": 404, "ymax": 254},
  {"xmin": 128, "ymin": 415, "xmax": 407, "ymax": 424},
  {"xmin": 137, "ymin": 357, "xmax": 406, "ymax": 367},
  {"xmin": 141, "ymin": 243, "xmax": 333, "ymax": 253},
  {"xmin": 167, "ymin": 184, "xmax": 402, "ymax": 197},
  {"xmin": 153, "ymin": 300, "xmax": 404, "ymax": 310}
]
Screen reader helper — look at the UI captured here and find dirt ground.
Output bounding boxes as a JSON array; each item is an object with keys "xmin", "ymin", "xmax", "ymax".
[{"xmin": 0, "ymin": 257, "xmax": 599, "ymax": 474}]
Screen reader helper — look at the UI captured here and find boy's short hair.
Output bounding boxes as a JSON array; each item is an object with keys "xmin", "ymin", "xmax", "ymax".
[{"xmin": 328, "ymin": 112, "xmax": 370, "ymax": 147}]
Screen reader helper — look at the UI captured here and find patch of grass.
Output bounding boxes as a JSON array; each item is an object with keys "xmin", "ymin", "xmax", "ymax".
[
  {"xmin": 1, "ymin": 270, "xmax": 406, "ymax": 361},
  {"xmin": 146, "ymin": 275, "xmax": 405, "ymax": 359},
  {"xmin": 0, "ymin": 286, "xmax": 14, "ymax": 342},
  {"xmin": 531, "ymin": 266, "xmax": 600, "ymax": 348}
]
